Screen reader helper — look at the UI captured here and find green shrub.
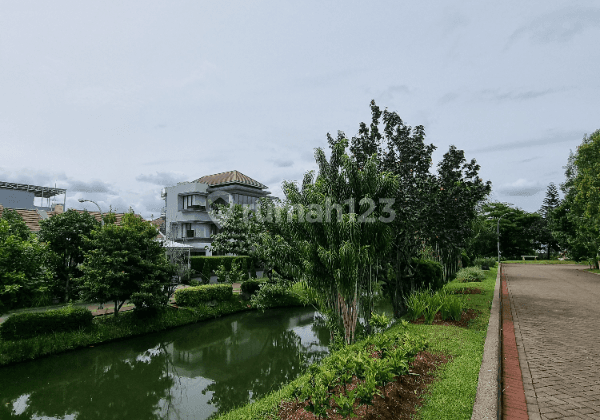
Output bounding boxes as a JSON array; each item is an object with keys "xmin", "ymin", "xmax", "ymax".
[
  {"xmin": 455, "ymin": 266, "xmax": 486, "ymax": 283},
  {"xmin": 241, "ymin": 279, "xmax": 263, "ymax": 295},
  {"xmin": 411, "ymin": 258, "xmax": 444, "ymax": 290},
  {"xmin": 405, "ymin": 288, "xmax": 465, "ymax": 324},
  {"xmin": 174, "ymin": 284, "xmax": 233, "ymax": 307},
  {"xmin": 472, "ymin": 257, "xmax": 497, "ymax": 268},
  {"xmin": 250, "ymin": 282, "xmax": 302, "ymax": 311},
  {"xmin": 0, "ymin": 306, "xmax": 93, "ymax": 341}
]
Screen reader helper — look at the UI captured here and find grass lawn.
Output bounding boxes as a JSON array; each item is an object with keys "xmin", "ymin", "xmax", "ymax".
[
  {"xmin": 215, "ymin": 266, "xmax": 498, "ymax": 420},
  {"xmin": 502, "ymin": 259, "xmax": 582, "ymax": 264}
]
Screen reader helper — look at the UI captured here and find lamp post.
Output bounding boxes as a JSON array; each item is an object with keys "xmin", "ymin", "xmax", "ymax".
[{"xmin": 78, "ymin": 198, "xmax": 104, "ymax": 227}]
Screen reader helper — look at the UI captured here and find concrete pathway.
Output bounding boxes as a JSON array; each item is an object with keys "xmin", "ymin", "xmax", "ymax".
[{"xmin": 504, "ymin": 264, "xmax": 600, "ymax": 419}]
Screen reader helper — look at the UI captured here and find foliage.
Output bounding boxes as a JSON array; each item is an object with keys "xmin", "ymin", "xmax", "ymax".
[
  {"xmin": 80, "ymin": 213, "xmax": 175, "ymax": 316},
  {"xmin": 0, "ymin": 305, "xmax": 93, "ymax": 341},
  {"xmin": 174, "ymin": 284, "xmax": 233, "ymax": 306},
  {"xmin": 190, "ymin": 256, "xmax": 254, "ymax": 283},
  {"xmin": 369, "ymin": 312, "xmax": 391, "ymax": 334},
  {"xmin": 211, "ymin": 203, "xmax": 262, "ymax": 256},
  {"xmin": 538, "ymin": 183, "xmax": 561, "ymax": 258},
  {"xmin": 347, "ymin": 101, "xmax": 491, "ymax": 316},
  {"xmin": 240, "ymin": 279, "xmax": 264, "ymax": 295},
  {"xmin": 0, "ymin": 214, "xmax": 54, "ymax": 311},
  {"xmin": 410, "ymin": 258, "xmax": 444, "ymax": 291},
  {"xmin": 38, "ymin": 209, "xmax": 101, "ymax": 302},
  {"xmin": 215, "ymin": 259, "xmax": 248, "ymax": 284},
  {"xmin": 404, "ymin": 288, "xmax": 465, "ymax": 324},
  {"xmin": 455, "ymin": 266, "xmax": 486, "ymax": 283},
  {"xmin": 250, "ymin": 280, "xmax": 303, "ymax": 311},
  {"xmin": 0, "ymin": 299, "xmax": 251, "ymax": 366},
  {"xmin": 256, "ymin": 137, "xmax": 398, "ymax": 343},
  {"xmin": 471, "ymin": 202, "xmax": 544, "ymax": 259},
  {"xmin": 461, "ymin": 250, "xmax": 471, "ymax": 268},
  {"xmin": 292, "ymin": 328, "xmax": 426, "ymax": 418},
  {"xmin": 472, "ymin": 257, "xmax": 497, "ymax": 268}
]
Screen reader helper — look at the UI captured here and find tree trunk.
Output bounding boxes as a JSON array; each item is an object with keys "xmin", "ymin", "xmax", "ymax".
[{"xmin": 114, "ymin": 301, "xmax": 119, "ymax": 317}]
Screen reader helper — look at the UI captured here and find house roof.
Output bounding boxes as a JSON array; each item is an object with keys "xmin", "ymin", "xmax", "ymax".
[
  {"xmin": 0, "ymin": 181, "xmax": 66, "ymax": 198},
  {"xmin": 0, "ymin": 204, "xmax": 143, "ymax": 232},
  {"xmin": 193, "ymin": 170, "xmax": 268, "ymax": 190}
]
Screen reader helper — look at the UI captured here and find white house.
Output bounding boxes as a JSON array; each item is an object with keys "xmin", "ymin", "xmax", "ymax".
[{"xmin": 161, "ymin": 170, "xmax": 272, "ymax": 256}]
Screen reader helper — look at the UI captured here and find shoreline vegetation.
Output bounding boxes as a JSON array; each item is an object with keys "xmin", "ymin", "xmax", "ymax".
[
  {"xmin": 214, "ymin": 266, "xmax": 498, "ymax": 420},
  {"xmin": 1, "ymin": 267, "xmax": 496, "ymax": 419}
]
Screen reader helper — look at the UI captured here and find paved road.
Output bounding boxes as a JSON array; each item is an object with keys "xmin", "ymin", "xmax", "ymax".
[{"xmin": 505, "ymin": 264, "xmax": 600, "ymax": 419}]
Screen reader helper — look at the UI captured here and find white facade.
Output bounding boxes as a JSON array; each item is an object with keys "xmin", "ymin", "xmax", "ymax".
[{"xmin": 162, "ymin": 176, "xmax": 270, "ymax": 256}]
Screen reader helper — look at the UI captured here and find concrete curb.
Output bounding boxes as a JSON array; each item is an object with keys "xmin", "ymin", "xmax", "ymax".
[{"xmin": 471, "ymin": 265, "xmax": 502, "ymax": 420}]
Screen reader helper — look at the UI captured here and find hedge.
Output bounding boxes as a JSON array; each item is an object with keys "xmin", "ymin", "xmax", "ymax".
[
  {"xmin": 0, "ymin": 306, "xmax": 94, "ymax": 341},
  {"xmin": 190, "ymin": 256, "xmax": 257, "ymax": 277},
  {"xmin": 174, "ymin": 284, "xmax": 233, "ymax": 307}
]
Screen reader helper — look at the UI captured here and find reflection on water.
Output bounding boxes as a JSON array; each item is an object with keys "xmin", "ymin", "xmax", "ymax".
[{"xmin": 0, "ymin": 307, "xmax": 330, "ymax": 420}]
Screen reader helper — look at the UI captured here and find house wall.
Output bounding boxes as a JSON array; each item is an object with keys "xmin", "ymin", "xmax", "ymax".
[{"xmin": 163, "ymin": 180, "xmax": 270, "ymax": 256}]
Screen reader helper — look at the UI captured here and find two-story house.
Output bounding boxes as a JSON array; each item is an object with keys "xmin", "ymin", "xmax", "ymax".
[{"xmin": 161, "ymin": 170, "xmax": 272, "ymax": 256}]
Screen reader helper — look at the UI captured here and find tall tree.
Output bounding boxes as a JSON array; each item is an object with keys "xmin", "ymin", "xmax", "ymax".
[
  {"xmin": 348, "ymin": 101, "xmax": 490, "ymax": 315},
  {"xmin": 80, "ymin": 213, "xmax": 175, "ymax": 316},
  {"xmin": 258, "ymin": 139, "xmax": 397, "ymax": 344},
  {"xmin": 38, "ymin": 209, "xmax": 100, "ymax": 302},
  {"xmin": 571, "ymin": 129, "xmax": 600, "ymax": 267},
  {"xmin": 538, "ymin": 183, "xmax": 561, "ymax": 258}
]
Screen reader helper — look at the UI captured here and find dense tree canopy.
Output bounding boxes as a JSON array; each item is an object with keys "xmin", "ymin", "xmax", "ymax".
[
  {"xmin": 38, "ymin": 209, "xmax": 100, "ymax": 302},
  {"xmin": 0, "ymin": 211, "xmax": 53, "ymax": 312},
  {"xmin": 80, "ymin": 213, "xmax": 174, "ymax": 316}
]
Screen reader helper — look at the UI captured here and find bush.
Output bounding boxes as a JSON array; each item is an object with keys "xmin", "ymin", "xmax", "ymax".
[
  {"xmin": 0, "ymin": 306, "xmax": 93, "ymax": 341},
  {"xmin": 411, "ymin": 258, "xmax": 444, "ymax": 291},
  {"xmin": 455, "ymin": 266, "xmax": 486, "ymax": 283},
  {"xmin": 241, "ymin": 279, "xmax": 264, "ymax": 295},
  {"xmin": 174, "ymin": 284, "xmax": 233, "ymax": 307},
  {"xmin": 472, "ymin": 257, "xmax": 497, "ymax": 269},
  {"xmin": 404, "ymin": 288, "xmax": 465, "ymax": 324},
  {"xmin": 250, "ymin": 282, "xmax": 302, "ymax": 311}
]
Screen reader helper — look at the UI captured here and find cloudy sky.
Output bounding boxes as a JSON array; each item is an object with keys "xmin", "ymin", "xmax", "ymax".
[{"xmin": 1, "ymin": 1, "xmax": 598, "ymax": 219}]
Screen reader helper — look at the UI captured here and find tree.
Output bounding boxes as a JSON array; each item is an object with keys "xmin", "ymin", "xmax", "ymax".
[
  {"xmin": 0, "ymin": 213, "xmax": 53, "ymax": 312},
  {"xmin": 80, "ymin": 213, "xmax": 175, "ymax": 316},
  {"xmin": 348, "ymin": 101, "xmax": 490, "ymax": 315},
  {"xmin": 549, "ymin": 131, "xmax": 600, "ymax": 265},
  {"xmin": 538, "ymin": 183, "xmax": 561, "ymax": 258},
  {"xmin": 38, "ymin": 209, "xmax": 101, "ymax": 302},
  {"xmin": 258, "ymin": 139, "xmax": 397, "ymax": 344},
  {"xmin": 474, "ymin": 202, "xmax": 543, "ymax": 259},
  {"xmin": 211, "ymin": 203, "xmax": 262, "ymax": 257}
]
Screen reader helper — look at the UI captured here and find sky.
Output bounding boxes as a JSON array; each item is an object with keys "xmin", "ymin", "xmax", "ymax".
[{"xmin": 1, "ymin": 1, "xmax": 599, "ymax": 219}]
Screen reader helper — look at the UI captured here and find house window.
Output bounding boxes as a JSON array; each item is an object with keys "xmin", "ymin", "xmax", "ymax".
[
  {"xmin": 183, "ymin": 223, "xmax": 194, "ymax": 238},
  {"xmin": 183, "ymin": 195, "xmax": 205, "ymax": 210}
]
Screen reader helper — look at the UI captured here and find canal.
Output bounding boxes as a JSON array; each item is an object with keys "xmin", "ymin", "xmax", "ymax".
[{"xmin": 0, "ymin": 307, "xmax": 331, "ymax": 420}]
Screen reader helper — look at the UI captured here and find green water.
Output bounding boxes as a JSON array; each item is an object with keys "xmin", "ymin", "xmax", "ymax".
[{"xmin": 0, "ymin": 307, "xmax": 330, "ymax": 420}]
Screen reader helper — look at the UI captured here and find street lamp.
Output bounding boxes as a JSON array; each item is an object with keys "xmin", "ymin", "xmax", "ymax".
[{"xmin": 78, "ymin": 198, "xmax": 104, "ymax": 227}]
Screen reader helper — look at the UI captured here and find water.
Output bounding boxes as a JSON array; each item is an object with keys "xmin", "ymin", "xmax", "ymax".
[{"xmin": 0, "ymin": 307, "xmax": 331, "ymax": 420}]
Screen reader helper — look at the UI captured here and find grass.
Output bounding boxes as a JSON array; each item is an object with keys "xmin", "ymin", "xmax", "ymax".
[
  {"xmin": 213, "ymin": 267, "xmax": 498, "ymax": 420},
  {"xmin": 503, "ymin": 259, "xmax": 582, "ymax": 264}
]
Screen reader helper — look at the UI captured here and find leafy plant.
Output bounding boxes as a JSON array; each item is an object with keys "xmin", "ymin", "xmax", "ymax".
[{"xmin": 455, "ymin": 266, "xmax": 486, "ymax": 283}]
